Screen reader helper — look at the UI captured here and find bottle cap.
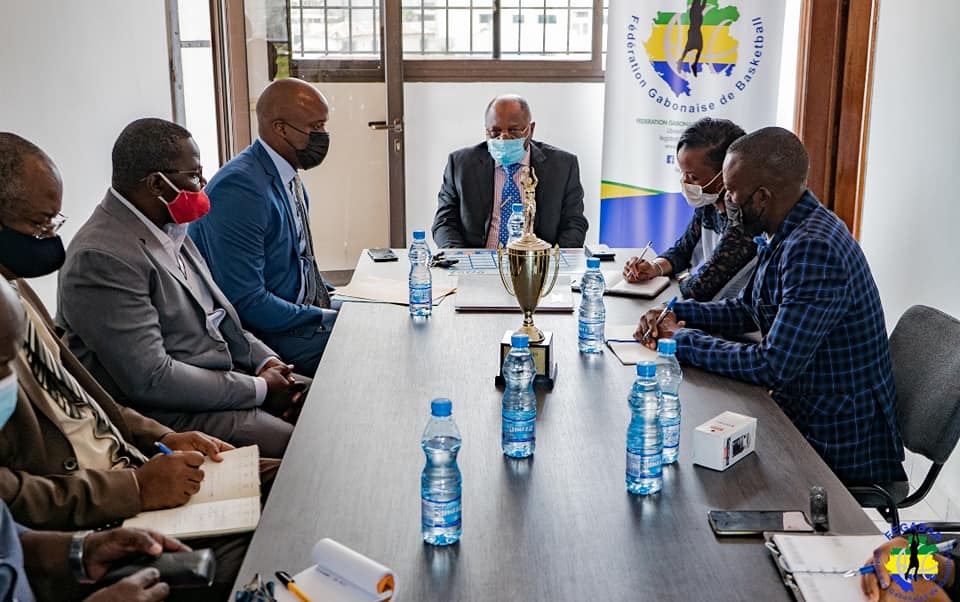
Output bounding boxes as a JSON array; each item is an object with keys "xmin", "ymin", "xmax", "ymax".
[
  {"xmin": 430, "ymin": 398, "xmax": 452, "ymax": 417},
  {"xmin": 636, "ymin": 361, "xmax": 656, "ymax": 377},
  {"xmin": 586, "ymin": 257, "xmax": 601, "ymax": 269},
  {"xmin": 510, "ymin": 333, "xmax": 530, "ymax": 348},
  {"xmin": 512, "ymin": 203, "xmax": 523, "ymax": 213},
  {"xmin": 657, "ymin": 338, "xmax": 677, "ymax": 355},
  {"xmin": 412, "ymin": 230, "xmax": 426, "ymax": 240}
]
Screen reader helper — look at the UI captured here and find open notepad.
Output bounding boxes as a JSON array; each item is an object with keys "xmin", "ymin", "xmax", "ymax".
[
  {"xmin": 605, "ymin": 325, "xmax": 659, "ymax": 365},
  {"xmin": 571, "ymin": 271, "xmax": 670, "ymax": 299},
  {"xmin": 765, "ymin": 532, "xmax": 888, "ymax": 602},
  {"xmin": 122, "ymin": 445, "xmax": 260, "ymax": 539},
  {"xmin": 274, "ymin": 538, "xmax": 396, "ymax": 602}
]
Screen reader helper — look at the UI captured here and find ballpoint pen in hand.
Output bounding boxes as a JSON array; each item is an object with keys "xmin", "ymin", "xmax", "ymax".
[
  {"xmin": 642, "ymin": 296, "xmax": 678, "ymax": 342},
  {"xmin": 627, "ymin": 240, "xmax": 654, "ymax": 280},
  {"xmin": 843, "ymin": 539, "xmax": 957, "ymax": 577}
]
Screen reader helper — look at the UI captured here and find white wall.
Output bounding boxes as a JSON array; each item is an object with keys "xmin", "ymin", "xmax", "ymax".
[
  {"xmin": 0, "ymin": 0, "xmax": 172, "ymax": 310},
  {"xmin": 404, "ymin": 82, "xmax": 605, "ymax": 247},
  {"xmin": 860, "ymin": 0, "xmax": 960, "ymax": 521}
]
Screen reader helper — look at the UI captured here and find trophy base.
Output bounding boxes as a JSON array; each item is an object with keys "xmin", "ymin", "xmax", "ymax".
[{"xmin": 496, "ymin": 330, "xmax": 557, "ymax": 390}]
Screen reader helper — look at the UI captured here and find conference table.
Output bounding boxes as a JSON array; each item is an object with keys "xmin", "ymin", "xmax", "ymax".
[{"xmin": 234, "ymin": 248, "xmax": 878, "ymax": 601}]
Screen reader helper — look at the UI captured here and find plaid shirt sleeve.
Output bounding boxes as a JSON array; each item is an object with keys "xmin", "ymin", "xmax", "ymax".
[
  {"xmin": 672, "ymin": 294, "xmax": 756, "ymax": 335},
  {"xmin": 673, "ymin": 237, "xmax": 847, "ymax": 387}
]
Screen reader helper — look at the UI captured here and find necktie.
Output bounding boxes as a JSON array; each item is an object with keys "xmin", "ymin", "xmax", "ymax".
[
  {"xmin": 21, "ymin": 314, "xmax": 147, "ymax": 467},
  {"xmin": 291, "ymin": 174, "xmax": 331, "ymax": 309},
  {"xmin": 498, "ymin": 163, "xmax": 523, "ymax": 247}
]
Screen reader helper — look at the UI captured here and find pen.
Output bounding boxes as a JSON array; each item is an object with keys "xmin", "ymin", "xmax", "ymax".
[
  {"xmin": 276, "ymin": 571, "xmax": 311, "ymax": 602},
  {"xmin": 843, "ymin": 539, "xmax": 957, "ymax": 577},
  {"xmin": 637, "ymin": 240, "xmax": 653, "ymax": 262},
  {"xmin": 642, "ymin": 296, "xmax": 677, "ymax": 342},
  {"xmin": 155, "ymin": 441, "xmax": 174, "ymax": 455}
]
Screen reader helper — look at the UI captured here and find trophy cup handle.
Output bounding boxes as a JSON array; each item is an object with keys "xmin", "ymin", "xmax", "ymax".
[
  {"xmin": 539, "ymin": 246, "xmax": 561, "ymax": 299},
  {"xmin": 496, "ymin": 245, "xmax": 516, "ymax": 297}
]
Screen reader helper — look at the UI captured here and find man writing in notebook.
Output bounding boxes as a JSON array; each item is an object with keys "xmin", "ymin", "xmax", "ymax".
[{"xmin": 636, "ymin": 127, "xmax": 906, "ymax": 486}]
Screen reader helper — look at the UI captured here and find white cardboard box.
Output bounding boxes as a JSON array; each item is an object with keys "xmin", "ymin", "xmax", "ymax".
[{"xmin": 693, "ymin": 411, "xmax": 757, "ymax": 471}]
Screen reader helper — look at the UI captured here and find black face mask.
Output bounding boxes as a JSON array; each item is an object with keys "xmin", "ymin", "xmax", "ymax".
[
  {"xmin": 0, "ymin": 227, "xmax": 66, "ymax": 278},
  {"xmin": 283, "ymin": 124, "xmax": 330, "ymax": 170}
]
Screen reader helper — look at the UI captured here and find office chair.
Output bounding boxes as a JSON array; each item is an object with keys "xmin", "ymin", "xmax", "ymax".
[{"xmin": 849, "ymin": 305, "xmax": 960, "ymax": 532}]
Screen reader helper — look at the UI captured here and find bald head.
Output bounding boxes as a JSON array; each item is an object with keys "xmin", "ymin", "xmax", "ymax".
[
  {"xmin": 257, "ymin": 78, "xmax": 330, "ymax": 169},
  {"xmin": 0, "ymin": 133, "xmax": 61, "ymax": 218},
  {"xmin": 484, "ymin": 95, "xmax": 535, "ymax": 146},
  {"xmin": 0, "ymin": 278, "xmax": 25, "ymax": 379},
  {"xmin": 725, "ymin": 127, "xmax": 809, "ymax": 195}
]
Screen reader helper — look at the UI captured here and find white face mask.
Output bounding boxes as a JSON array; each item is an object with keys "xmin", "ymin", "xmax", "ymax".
[
  {"xmin": 680, "ymin": 171, "xmax": 722, "ymax": 208},
  {"xmin": 0, "ymin": 372, "xmax": 18, "ymax": 430}
]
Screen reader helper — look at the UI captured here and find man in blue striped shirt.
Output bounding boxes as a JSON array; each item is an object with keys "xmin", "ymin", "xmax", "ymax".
[{"xmin": 637, "ymin": 127, "xmax": 906, "ymax": 485}]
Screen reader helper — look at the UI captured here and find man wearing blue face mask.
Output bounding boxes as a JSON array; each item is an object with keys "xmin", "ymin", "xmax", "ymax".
[{"xmin": 432, "ymin": 94, "xmax": 588, "ymax": 249}]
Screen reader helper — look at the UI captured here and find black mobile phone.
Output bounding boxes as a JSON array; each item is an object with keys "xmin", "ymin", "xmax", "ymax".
[
  {"xmin": 707, "ymin": 510, "xmax": 814, "ymax": 536},
  {"xmin": 367, "ymin": 248, "xmax": 398, "ymax": 262},
  {"xmin": 101, "ymin": 549, "xmax": 216, "ymax": 589}
]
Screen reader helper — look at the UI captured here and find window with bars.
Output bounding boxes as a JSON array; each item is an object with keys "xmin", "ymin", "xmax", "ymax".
[{"xmin": 284, "ymin": 0, "xmax": 608, "ymax": 82}]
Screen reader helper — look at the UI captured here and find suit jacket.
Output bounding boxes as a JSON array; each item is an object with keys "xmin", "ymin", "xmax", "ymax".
[
  {"xmin": 0, "ymin": 280, "xmax": 172, "ymax": 530},
  {"xmin": 189, "ymin": 140, "xmax": 334, "ymax": 339},
  {"xmin": 431, "ymin": 140, "xmax": 588, "ymax": 248},
  {"xmin": 56, "ymin": 190, "xmax": 276, "ymax": 414}
]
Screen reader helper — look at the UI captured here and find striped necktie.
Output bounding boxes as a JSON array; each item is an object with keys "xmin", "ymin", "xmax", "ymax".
[
  {"xmin": 498, "ymin": 163, "xmax": 523, "ymax": 246},
  {"xmin": 291, "ymin": 174, "xmax": 330, "ymax": 308},
  {"xmin": 21, "ymin": 315, "xmax": 147, "ymax": 467}
]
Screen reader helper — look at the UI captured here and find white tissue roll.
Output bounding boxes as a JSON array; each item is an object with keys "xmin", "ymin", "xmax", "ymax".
[{"xmin": 312, "ymin": 538, "xmax": 396, "ymax": 596}]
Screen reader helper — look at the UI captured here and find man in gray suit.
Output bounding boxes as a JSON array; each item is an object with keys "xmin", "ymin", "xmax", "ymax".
[
  {"xmin": 57, "ymin": 118, "xmax": 306, "ymax": 457},
  {"xmin": 431, "ymin": 94, "xmax": 588, "ymax": 249}
]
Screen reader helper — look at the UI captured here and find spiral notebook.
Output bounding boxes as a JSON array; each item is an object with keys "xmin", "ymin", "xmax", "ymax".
[{"xmin": 764, "ymin": 532, "xmax": 888, "ymax": 602}]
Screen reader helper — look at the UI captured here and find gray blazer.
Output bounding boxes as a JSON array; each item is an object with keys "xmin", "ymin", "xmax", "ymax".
[
  {"xmin": 431, "ymin": 140, "xmax": 588, "ymax": 248},
  {"xmin": 57, "ymin": 190, "xmax": 276, "ymax": 413}
]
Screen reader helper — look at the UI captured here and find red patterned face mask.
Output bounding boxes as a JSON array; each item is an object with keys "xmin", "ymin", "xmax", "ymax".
[{"xmin": 156, "ymin": 172, "xmax": 210, "ymax": 224}]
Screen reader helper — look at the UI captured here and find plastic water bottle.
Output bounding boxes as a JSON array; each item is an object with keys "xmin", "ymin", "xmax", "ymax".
[
  {"xmin": 578, "ymin": 257, "xmax": 605, "ymax": 353},
  {"xmin": 421, "ymin": 398, "xmax": 462, "ymax": 545},
  {"xmin": 501, "ymin": 333, "xmax": 536, "ymax": 458},
  {"xmin": 656, "ymin": 338, "xmax": 683, "ymax": 464},
  {"xmin": 626, "ymin": 361, "xmax": 662, "ymax": 495},
  {"xmin": 507, "ymin": 203, "xmax": 525, "ymax": 246},
  {"xmin": 408, "ymin": 230, "xmax": 432, "ymax": 317}
]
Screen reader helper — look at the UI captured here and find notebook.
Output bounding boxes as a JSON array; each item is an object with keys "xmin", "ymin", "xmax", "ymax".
[
  {"xmin": 605, "ymin": 325, "xmax": 660, "ymax": 365},
  {"xmin": 454, "ymin": 273, "xmax": 573, "ymax": 312},
  {"xmin": 122, "ymin": 445, "xmax": 261, "ymax": 539},
  {"xmin": 764, "ymin": 532, "xmax": 888, "ymax": 602},
  {"xmin": 570, "ymin": 271, "xmax": 670, "ymax": 299},
  {"xmin": 273, "ymin": 538, "xmax": 396, "ymax": 602}
]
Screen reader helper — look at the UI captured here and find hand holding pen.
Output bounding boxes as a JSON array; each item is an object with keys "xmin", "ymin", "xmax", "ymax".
[
  {"xmin": 622, "ymin": 241, "xmax": 654, "ymax": 283},
  {"xmin": 634, "ymin": 296, "xmax": 683, "ymax": 349},
  {"xmin": 857, "ymin": 538, "xmax": 956, "ymax": 602}
]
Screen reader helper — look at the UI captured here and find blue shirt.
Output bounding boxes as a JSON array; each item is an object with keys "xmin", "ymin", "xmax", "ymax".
[
  {"xmin": 672, "ymin": 191, "xmax": 906, "ymax": 484},
  {"xmin": 0, "ymin": 502, "xmax": 34, "ymax": 602}
]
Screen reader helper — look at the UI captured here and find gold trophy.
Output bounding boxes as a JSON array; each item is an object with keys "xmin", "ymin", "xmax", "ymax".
[{"xmin": 496, "ymin": 165, "xmax": 560, "ymax": 387}]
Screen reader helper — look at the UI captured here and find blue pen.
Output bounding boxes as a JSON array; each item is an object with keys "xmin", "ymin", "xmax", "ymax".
[
  {"xmin": 844, "ymin": 539, "xmax": 956, "ymax": 577},
  {"xmin": 642, "ymin": 295, "xmax": 678, "ymax": 342},
  {"xmin": 155, "ymin": 441, "xmax": 174, "ymax": 455}
]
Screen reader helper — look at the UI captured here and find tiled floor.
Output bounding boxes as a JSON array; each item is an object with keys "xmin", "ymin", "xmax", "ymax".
[{"xmin": 863, "ymin": 500, "xmax": 942, "ymax": 534}]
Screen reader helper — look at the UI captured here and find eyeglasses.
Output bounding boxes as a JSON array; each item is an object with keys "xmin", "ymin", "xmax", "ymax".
[
  {"xmin": 146, "ymin": 168, "xmax": 205, "ymax": 186},
  {"xmin": 486, "ymin": 126, "xmax": 530, "ymax": 140},
  {"xmin": 35, "ymin": 212, "xmax": 67, "ymax": 238}
]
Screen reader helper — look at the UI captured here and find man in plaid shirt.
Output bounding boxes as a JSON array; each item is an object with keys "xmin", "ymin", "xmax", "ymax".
[{"xmin": 637, "ymin": 127, "xmax": 906, "ymax": 485}]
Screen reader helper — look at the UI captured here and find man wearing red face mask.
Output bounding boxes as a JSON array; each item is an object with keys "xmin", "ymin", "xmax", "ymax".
[{"xmin": 56, "ymin": 118, "xmax": 307, "ymax": 458}]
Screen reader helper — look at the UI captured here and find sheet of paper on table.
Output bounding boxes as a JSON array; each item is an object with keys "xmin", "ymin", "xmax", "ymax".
[
  {"xmin": 605, "ymin": 325, "xmax": 659, "ymax": 365},
  {"xmin": 332, "ymin": 276, "xmax": 456, "ymax": 306}
]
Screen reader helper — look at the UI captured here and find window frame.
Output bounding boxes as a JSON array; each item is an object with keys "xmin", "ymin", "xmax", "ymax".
[{"xmin": 286, "ymin": 1, "xmax": 605, "ymax": 83}]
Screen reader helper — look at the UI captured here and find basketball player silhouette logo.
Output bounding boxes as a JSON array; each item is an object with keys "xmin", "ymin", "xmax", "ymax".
[{"xmin": 677, "ymin": 0, "xmax": 706, "ymax": 77}]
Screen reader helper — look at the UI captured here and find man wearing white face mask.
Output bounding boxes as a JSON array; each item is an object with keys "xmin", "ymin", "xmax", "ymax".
[
  {"xmin": 623, "ymin": 118, "xmax": 756, "ymax": 301},
  {"xmin": 432, "ymin": 94, "xmax": 588, "ymax": 249}
]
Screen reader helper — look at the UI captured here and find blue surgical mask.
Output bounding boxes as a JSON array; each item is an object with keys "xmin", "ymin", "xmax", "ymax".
[
  {"xmin": 486, "ymin": 138, "xmax": 526, "ymax": 166},
  {"xmin": 0, "ymin": 372, "xmax": 17, "ymax": 430}
]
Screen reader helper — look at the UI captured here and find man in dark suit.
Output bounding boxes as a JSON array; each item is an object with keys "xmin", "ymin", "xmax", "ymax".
[
  {"xmin": 190, "ymin": 78, "xmax": 338, "ymax": 378},
  {"xmin": 432, "ymin": 95, "xmax": 588, "ymax": 249}
]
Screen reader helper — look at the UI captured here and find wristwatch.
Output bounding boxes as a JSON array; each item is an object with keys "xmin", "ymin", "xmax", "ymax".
[{"xmin": 69, "ymin": 530, "xmax": 94, "ymax": 583}]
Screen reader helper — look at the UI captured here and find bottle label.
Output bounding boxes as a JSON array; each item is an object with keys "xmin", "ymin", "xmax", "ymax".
[
  {"xmin": 578, "ymin": 320, "xmax": 604, "ymax": 338},
  {"xmin": 626, "ymin": 449, "xmax": 662, "ymax": 479},
  {"xmin": 410, "ymin": 284, "xmax": 432, "ymax": 306},
  {"xmin": 421, "ymin": 497, "xmax": 462, "ymax": 528},
  {"xmin": 663, "ymin": 426, "xmax": 680, "ymax": 449},
  {"xmin": 502, "ymin": 417, "xmax": 535, "ymax": 443}
]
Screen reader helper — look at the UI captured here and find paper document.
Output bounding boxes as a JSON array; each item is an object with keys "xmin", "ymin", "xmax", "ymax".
[
  {"xmin": 455, "ymin": 273, "xmax": 573, "ymax": 312},
  {"xmin": 766, "ymin": 533, "xmax": 889, "ymax": 602},
  {"xmin": 605, "ymin": 325, "xmax": 659, "ymax": 365},
  {"xmin": 571, "ymin": 272, "xmax": 670, "ymax": 299},
  {"xmin": 332, "ymin": 277, "xmax": 455, "ymax": 306},
  {"xmin": 122, "ymin": 445, "xmax": 261, "ymax": 538},
  {"xmin": 274, "ymin": 538, "xmax": 396, "ymax": 602}
]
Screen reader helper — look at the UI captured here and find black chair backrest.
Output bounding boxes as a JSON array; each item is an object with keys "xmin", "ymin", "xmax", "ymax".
[{"xmin": 891, "ymin": 305, "xmax": 960, "ymax": 463}]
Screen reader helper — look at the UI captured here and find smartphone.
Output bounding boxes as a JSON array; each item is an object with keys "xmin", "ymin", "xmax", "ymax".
[
  {"xmin": 101, "ymin": 549, "xmax": 216, "ymax": 588},
  {"xmin": 707, "ymin": 510, "xmax": 814, "ymax": 536},
  {"xmin": 367, "ymin": 248, "xmax": 398, "ymax": 262}
]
